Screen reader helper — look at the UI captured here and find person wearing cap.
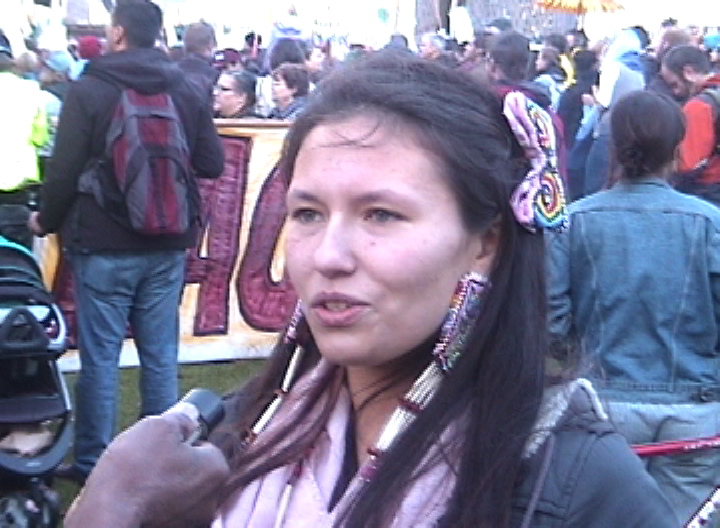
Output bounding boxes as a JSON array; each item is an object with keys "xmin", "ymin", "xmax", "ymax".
[
  {"xmin": 217, "ymin": 48, "xmax": 242, "ymax": 72},
  {"xmin": 78, "ymin": 35, "xmax": 103, "ymax": 60},
  {"xmin": 0, "ymin": 45, "xmax": 47, "ymax": 248},
  {"xmin": 37, "ymin": 50, "xmax": 73, "ymax": 180},
  {"xmin": 70, "ymin": 36, "xmax": 104, "ymax": 80}
]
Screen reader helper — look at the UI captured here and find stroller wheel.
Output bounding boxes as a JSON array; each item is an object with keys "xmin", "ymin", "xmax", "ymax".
[
  {"xmin": 0, "ymin": 494, "xmax": 32, "ymax": 528},
  {"xmin": 0, "ymin": 486, "xmax": 60, "ymax": 528}
]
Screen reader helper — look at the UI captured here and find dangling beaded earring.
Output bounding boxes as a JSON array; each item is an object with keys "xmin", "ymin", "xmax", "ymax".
[
  {"xmin": 433, "ymin": 271, "xmax": 489, "ymax": 372},
  {"xmin": 245, "ymin": 301, "xmax": 307, "ymax": 444},
  {"xmin": 283, "ymin": 301, "xmax": 305, "ymax": 345},
  {"xmin": 359, "ymin": 271, "xmax": 489, "ymax": 480}
]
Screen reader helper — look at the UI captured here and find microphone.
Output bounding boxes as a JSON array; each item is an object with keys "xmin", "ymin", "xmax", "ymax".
[{"xmin": 176, "ymin": 388, "xmax": 225, "ymax": 445}]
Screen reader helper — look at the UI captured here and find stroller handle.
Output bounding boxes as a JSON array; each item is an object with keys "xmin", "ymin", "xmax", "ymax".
[
  {"xmin": 0, "ymin": 306, "xmax": 49, "ymax": 353},
  {"xmin": 0, "ymin": 303, "xmax": 67, "ymax": 357}
]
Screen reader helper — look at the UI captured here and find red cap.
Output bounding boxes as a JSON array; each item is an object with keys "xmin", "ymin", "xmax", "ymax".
[{"xmin": 77, "ymin": 36, "xmax": 102, "ymax": 60}]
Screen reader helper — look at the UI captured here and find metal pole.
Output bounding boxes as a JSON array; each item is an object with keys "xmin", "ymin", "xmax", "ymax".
[{"xmin": 632, "ymin": 435, "xmax": 720, "ymax": 458}]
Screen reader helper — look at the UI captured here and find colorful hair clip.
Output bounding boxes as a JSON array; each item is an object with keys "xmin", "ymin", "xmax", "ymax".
[{"xmin": 503, "ymin": 91, "xmax": 569, "ymax": 233}]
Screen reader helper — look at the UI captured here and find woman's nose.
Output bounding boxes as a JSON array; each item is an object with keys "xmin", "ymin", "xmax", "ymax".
[{"xmin": 312, "ymin": 219, "xmax": 356, "ymax": 278}]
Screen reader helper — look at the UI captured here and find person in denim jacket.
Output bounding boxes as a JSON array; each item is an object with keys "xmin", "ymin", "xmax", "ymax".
[{"xmin": 548, "ymin": 90, "xmax": 720, "ymax": 526}]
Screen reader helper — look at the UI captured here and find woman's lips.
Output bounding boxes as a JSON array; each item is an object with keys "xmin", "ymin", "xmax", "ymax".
[
  {"xmin": 309, "ymin": 293, "xmax": 370, "ymax": 328},
  {"xmin": 310, "ymin": 303, "xmax": 368, "ymax": 327}
]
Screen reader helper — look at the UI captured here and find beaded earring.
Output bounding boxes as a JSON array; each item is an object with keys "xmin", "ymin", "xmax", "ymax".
[
  {"xmin": 283, "ymin": 301, "xmax": 305, "ymax": 345},
  {"xmin": 245, "ymin": 301, "xmax": 307, "ymax": 444},
  {"xmin": 360, "ymin": 271, "xmax": 489, "ymax": 480},
  {"xmin": 433, "ymin": 271, "xmax": 489, "ymax": 372}
]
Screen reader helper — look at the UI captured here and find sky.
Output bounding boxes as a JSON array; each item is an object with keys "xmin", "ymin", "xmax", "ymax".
[
  {"xmin": 583, "ymin": 0, "xmax": 720, "ymax": 40},
  {"xmin": 7, "ymin": 0, "xmax": 720, "ymax": 54}
]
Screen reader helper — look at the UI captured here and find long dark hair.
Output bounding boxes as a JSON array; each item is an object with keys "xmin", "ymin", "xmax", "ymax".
[{"xmin": 213, "ymin": 50, "xmax": 556, "ymax": 527}]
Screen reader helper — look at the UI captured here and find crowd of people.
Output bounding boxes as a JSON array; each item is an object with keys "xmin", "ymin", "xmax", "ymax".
[{"xmin": 1, "ymin": 0, "xmax": 719, "ymax": 526}]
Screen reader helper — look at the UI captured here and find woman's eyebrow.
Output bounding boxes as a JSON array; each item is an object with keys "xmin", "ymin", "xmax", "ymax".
[{"xmin": 286, "ymin": 190, "xmax": 321, "ymax": 204}]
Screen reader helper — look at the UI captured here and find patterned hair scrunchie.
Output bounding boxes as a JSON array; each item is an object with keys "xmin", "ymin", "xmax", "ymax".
[{"xmin": 503, "ymin": 91, "xmax": 569, "ymax": 233}]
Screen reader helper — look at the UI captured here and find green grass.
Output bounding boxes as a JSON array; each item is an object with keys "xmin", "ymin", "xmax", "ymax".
[{"xmin": 55, "ymin": 359, "xmax": 266, "ymax": 525}]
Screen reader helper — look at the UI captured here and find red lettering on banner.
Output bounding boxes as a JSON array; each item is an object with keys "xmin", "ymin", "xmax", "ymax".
[
  {"xmin": 185, "ymin": 136, "xmax": 248, "ymax": 335},
  {"xmin": 236, "ymin": 166, "xmax": 297, "ymax": 331},
  {"xmin": 49, "ymin": 128, "xmax": 298, "ymax": 347}
]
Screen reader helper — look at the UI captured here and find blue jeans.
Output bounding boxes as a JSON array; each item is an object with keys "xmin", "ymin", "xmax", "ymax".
[
  {"xmin": 606, "ymin": 400, "xmax": 720, "ymax": 527},
  {"xmin": 70, "ymin": 250, "xmax": 186, "ymax": 474}
]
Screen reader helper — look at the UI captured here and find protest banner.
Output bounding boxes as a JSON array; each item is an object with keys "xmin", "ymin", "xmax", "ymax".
[{"xmin": 44, "ymin": 120, "xmax": 296, "ymax": 371}]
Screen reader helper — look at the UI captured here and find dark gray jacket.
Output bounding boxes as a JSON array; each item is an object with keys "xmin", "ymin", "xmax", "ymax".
[{"xmin": 511, "ymin": 381, "xmax": 678, "ymax": 527}]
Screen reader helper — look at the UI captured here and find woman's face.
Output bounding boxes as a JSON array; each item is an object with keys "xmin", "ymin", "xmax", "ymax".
[
  {"xmin": 272, "ymin": 75, "xmax": 295, "ymax": 108},
  {"xmin": 213, "ymin": 73, "xmax": 246, "ymax": 117},
  {"xmin": 285, "ymin": 115, "xmax": 497, "ymax": 369},
  {"xmin": 535, "ymin": 54, "xmax": 547, "ymax": 72}
]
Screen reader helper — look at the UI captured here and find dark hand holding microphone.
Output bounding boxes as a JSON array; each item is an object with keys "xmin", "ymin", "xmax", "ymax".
[
  {"xmin": 181, "ymin": 388, "xmax": 226, "ymax": 444},
  {"xmin": 64, "ymin": 389, "xmax": 230, "ymax": 528}
]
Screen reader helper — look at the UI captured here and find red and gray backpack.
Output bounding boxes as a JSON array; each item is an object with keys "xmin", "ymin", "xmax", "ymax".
[{"xmin": 79, "ymin": 88, "xmax": 192, "ymax": 235}]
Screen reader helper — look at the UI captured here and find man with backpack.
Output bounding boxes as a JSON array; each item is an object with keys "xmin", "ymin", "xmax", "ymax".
[
  {"xmin": 661, "ymin": 45, "xmax": 720, "ymax": 204},
  {"xmin": 28, "ymin": 0, "xmax": 224, "ymax": 484}
]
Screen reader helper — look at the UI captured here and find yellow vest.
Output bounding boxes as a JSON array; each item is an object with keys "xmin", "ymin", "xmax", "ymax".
[
  {"xmin": 560, "ymin": 54, "xmax": 575, "ymax": 88},
  {"xmin": 0, "ymin": 73, "xmax": 47, "ymax": 191}
]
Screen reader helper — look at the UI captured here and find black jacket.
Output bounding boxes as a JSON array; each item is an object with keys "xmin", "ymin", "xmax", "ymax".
[
  {"xmin": 38, "ymin": 47, "xmax": 224, "ymax": 251},
  {"xmin": 510, "ymin": 386, "xmax": 678, "ymax": 527},
  {"xmin": 177, "ymin": 53, "xmax": 219, "ymax": 105},
  {"xmin": 557, "ymin": 70, "xmax": 598, "ymax": 151},
  {"xmin": 43, "ymin": 81, "xmax": 71, "ymax": 102}
]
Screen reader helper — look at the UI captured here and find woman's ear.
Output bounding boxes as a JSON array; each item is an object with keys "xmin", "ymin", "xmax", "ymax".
[{"xmin": 471, "ymin": 219, "xmax": 501, "ymax": 277}]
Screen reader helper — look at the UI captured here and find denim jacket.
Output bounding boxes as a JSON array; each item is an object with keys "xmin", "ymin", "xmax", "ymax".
[{"xmin": 547, "ymin": 177, "xmax": 720, "ymax": 403}]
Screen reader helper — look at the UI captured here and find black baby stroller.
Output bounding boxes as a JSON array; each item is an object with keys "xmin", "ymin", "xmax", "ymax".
[{"xmin": 0, "ymin": 236, "xmax": 69, "ymax": 528}]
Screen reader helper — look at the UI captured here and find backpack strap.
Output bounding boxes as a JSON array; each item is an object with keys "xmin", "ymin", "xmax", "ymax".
[{"xmin": 697, "ymin": 87, "xmax": 720, "ymax": 157}]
